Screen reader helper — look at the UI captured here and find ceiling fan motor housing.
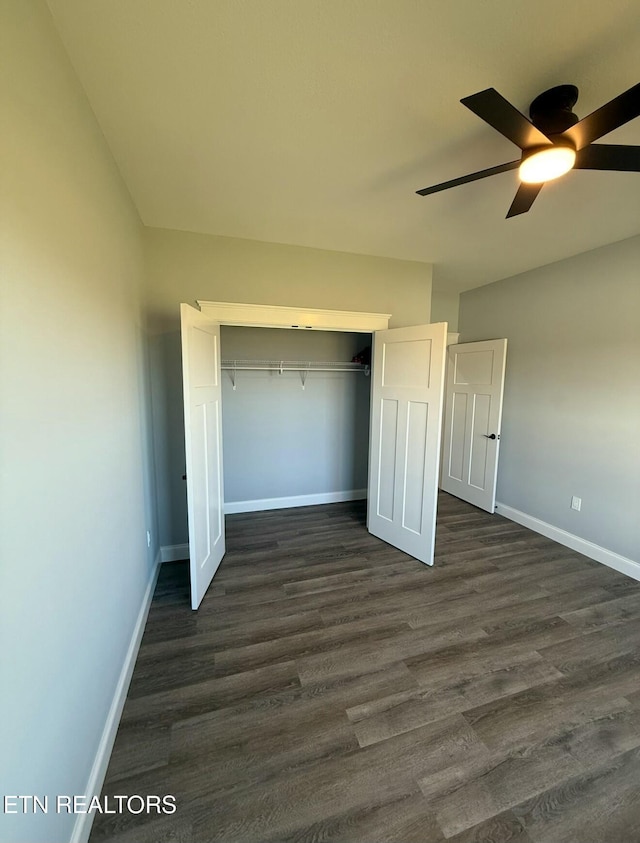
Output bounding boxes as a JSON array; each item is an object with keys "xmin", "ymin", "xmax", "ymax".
[{"xmin": 529, "ymin": 84, "xmax": 580, "ymax": 136}]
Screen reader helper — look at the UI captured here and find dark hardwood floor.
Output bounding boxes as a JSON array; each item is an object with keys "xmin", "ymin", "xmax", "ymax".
[{"xmin": 90, "ymin": 494, "xmax": 640, "ymax": 843}]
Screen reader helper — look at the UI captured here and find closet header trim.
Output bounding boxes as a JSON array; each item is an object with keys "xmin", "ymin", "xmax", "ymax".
[{"xmin": 197, "ymin": 301, "xmax": 391, "ymax": 333}]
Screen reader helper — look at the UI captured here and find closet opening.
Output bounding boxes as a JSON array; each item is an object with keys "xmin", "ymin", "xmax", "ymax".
[
  {"xmin": 181, "ymin": 302, "xmax": 447, "ymax": 608},
  {"xmin": 219, "ymin": 325, "xmax": 373, "ymax": 516}
]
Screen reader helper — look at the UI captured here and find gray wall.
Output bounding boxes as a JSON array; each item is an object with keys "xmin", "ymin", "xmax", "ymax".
[
  {"xmin": 458, "ymin": 235, "xmax": 640, "ymax": 562},
  {"xmin": 143, "ymin": 225, "xmax": 433, "ymax": 548},
  {"xmin": 431, "ymin": 290, "xmax": 460, "ymax": 331},
  {"xmin": 0, "ymin": 3, "xmax": 156, "ymax": 842},
  {"xmin": 221, "ymin": 328, "xmax": 371, "ymax": 505},
  {"xmin": 149, "ymin": 330, "xmax": 188, "ymax": 548},
  {"xmin": 143, "ymin": 226, "xmax": 432, "ymax": 334}
]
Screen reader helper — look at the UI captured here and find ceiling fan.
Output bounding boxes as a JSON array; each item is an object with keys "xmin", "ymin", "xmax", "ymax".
[{"xmin": 416, "ymin": 82, "xmax": 640, "ymax": 217}]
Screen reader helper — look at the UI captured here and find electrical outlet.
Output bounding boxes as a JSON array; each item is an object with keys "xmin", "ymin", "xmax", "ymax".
[
  {"xmin": 146, "ymin": 530, "xmax": 151, "ymax": 548},
  {"xmin": 571, "ymin": 496, "xmax": 582, "ymax": 512}
]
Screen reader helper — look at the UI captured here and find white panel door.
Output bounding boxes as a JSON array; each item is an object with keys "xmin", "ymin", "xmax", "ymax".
[
  {"xmin": 180, "ymin": 303, "xmax": 225, "ymax": 609},
  {"xmin": 441, "ymin": 339, "xmax": 507, "ymax": 513},
  {"xmin": 367, "ymin": 323, "xmax": 447, "ymax": 565}
]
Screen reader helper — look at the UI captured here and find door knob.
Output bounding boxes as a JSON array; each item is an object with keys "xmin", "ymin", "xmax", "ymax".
[{"xmin": 483, "ymin": 433, "xmax": 498, "ymax": 440}]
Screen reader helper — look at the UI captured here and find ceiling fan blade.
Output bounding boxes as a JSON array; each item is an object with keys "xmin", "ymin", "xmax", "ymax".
[
  {"xmin": 574, "ymin": 143, "xmax": 640, "ymax": 172},
  {"xmin": 416, "ymin": 160, "xmax": 520, "ymax": 196},
  {"xmin": 461, "ymin": 88, "xmax": 551, "ymax": 149},
  {"xmin": 506, "ymin": 182, "xmax": 543, "ymax": 218},
  {"xmin": 564, "ymin": 83, "xmax": 640, "ymax": 150}
]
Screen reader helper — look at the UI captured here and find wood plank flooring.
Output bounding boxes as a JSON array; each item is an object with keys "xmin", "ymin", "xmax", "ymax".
[{"xmin": 90, "ymin": 494, "xmax": 640, "ymax": 843}]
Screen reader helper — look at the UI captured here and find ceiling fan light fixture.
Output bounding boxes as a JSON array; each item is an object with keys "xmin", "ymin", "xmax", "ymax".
[{"xmin": 519, "ymin": 144, "xmax": 576, "ymax": 184}]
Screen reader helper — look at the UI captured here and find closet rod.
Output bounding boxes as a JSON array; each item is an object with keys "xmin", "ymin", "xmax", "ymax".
[
  {"xmin": 221, "ymin": 359, "xmax": 370, "ymax": 390},
  {"xmin": 221, "ymin": 359, "xmax": 368, "ymax": 372}
]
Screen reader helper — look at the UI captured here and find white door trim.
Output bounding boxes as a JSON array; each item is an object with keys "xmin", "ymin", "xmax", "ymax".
[{"xmin": 197, "ymin": 300, "xmax": 391, "ymax": 332}]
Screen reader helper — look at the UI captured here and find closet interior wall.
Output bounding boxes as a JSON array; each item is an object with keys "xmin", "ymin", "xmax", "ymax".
[{"xmin": 220, "ymin": 326, "xmax": 372, "ymax": 512}]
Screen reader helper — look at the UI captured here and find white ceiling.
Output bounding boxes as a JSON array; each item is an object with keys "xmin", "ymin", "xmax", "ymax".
[{"xmin": 47, "ymin": 0, "xmax": 640, "ymax": 292}]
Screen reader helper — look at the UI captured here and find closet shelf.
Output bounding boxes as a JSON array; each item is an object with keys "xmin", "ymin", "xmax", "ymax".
[{"xmin": 221, "ymin": 359, "xmax": 370, "ymax": 390}]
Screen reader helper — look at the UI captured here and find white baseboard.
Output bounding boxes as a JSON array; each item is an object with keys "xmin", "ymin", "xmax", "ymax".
[
  {"xmin": 160, "ymin": 542, "xmax": 190, "ymax": 563},
  {"xmin": 71, "ymin": 558, "xmax": 160, "ymax": 843},
  {"xmin": 224, "ymin": 488, "xmax": 368, "ymax": 515},
  {"xmin": 495, "ymin": 502, "xmax": 640, "ymax": 582}
]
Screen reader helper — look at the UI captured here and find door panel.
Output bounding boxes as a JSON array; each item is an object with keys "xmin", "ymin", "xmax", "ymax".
[
  {"xmin": 181, "ymin": 303, "xmax": 225, "ymax": 609},
  {"xmin": 441, "ymin": 339, "xmax": 507, "ymax": 513},
  {"xmin": 455, "ymin": 348, "xmax": 494, "ymax": 384},
  {"xmin": 368, "ymin": 323, "xmax": 447, "ymax": 565},
  {"xmin": 377, "ymin": 398, "xmax": 399, "ymax": 521},
  {"xmin": 449, "ymin": 392, "xmax": 467, "ymax": 481},
  {"xmin": 403, "ymin": 401, "xmax": 429, "ymax": 533}
]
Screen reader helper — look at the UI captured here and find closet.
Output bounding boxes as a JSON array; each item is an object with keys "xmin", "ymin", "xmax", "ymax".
[
  {"xmin": 219, "ymin": 326, "xmax": 372, "ymax": 514},
  {"xmin": 180, "ymin": 302, "xmax": 447, "ymax": 609}
]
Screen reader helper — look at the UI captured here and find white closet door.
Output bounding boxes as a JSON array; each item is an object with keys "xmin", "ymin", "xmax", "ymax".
[
  {"xmin": 367, "ymin": 323, "xmax": 447, "ymax": 565},
  {"xmin": 180, "ymin": 303, "xmax": 225, "ymax": 609},
  {"xmin": 440, "ymin": 339, "xmax": 507, "ymax": 513}
]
